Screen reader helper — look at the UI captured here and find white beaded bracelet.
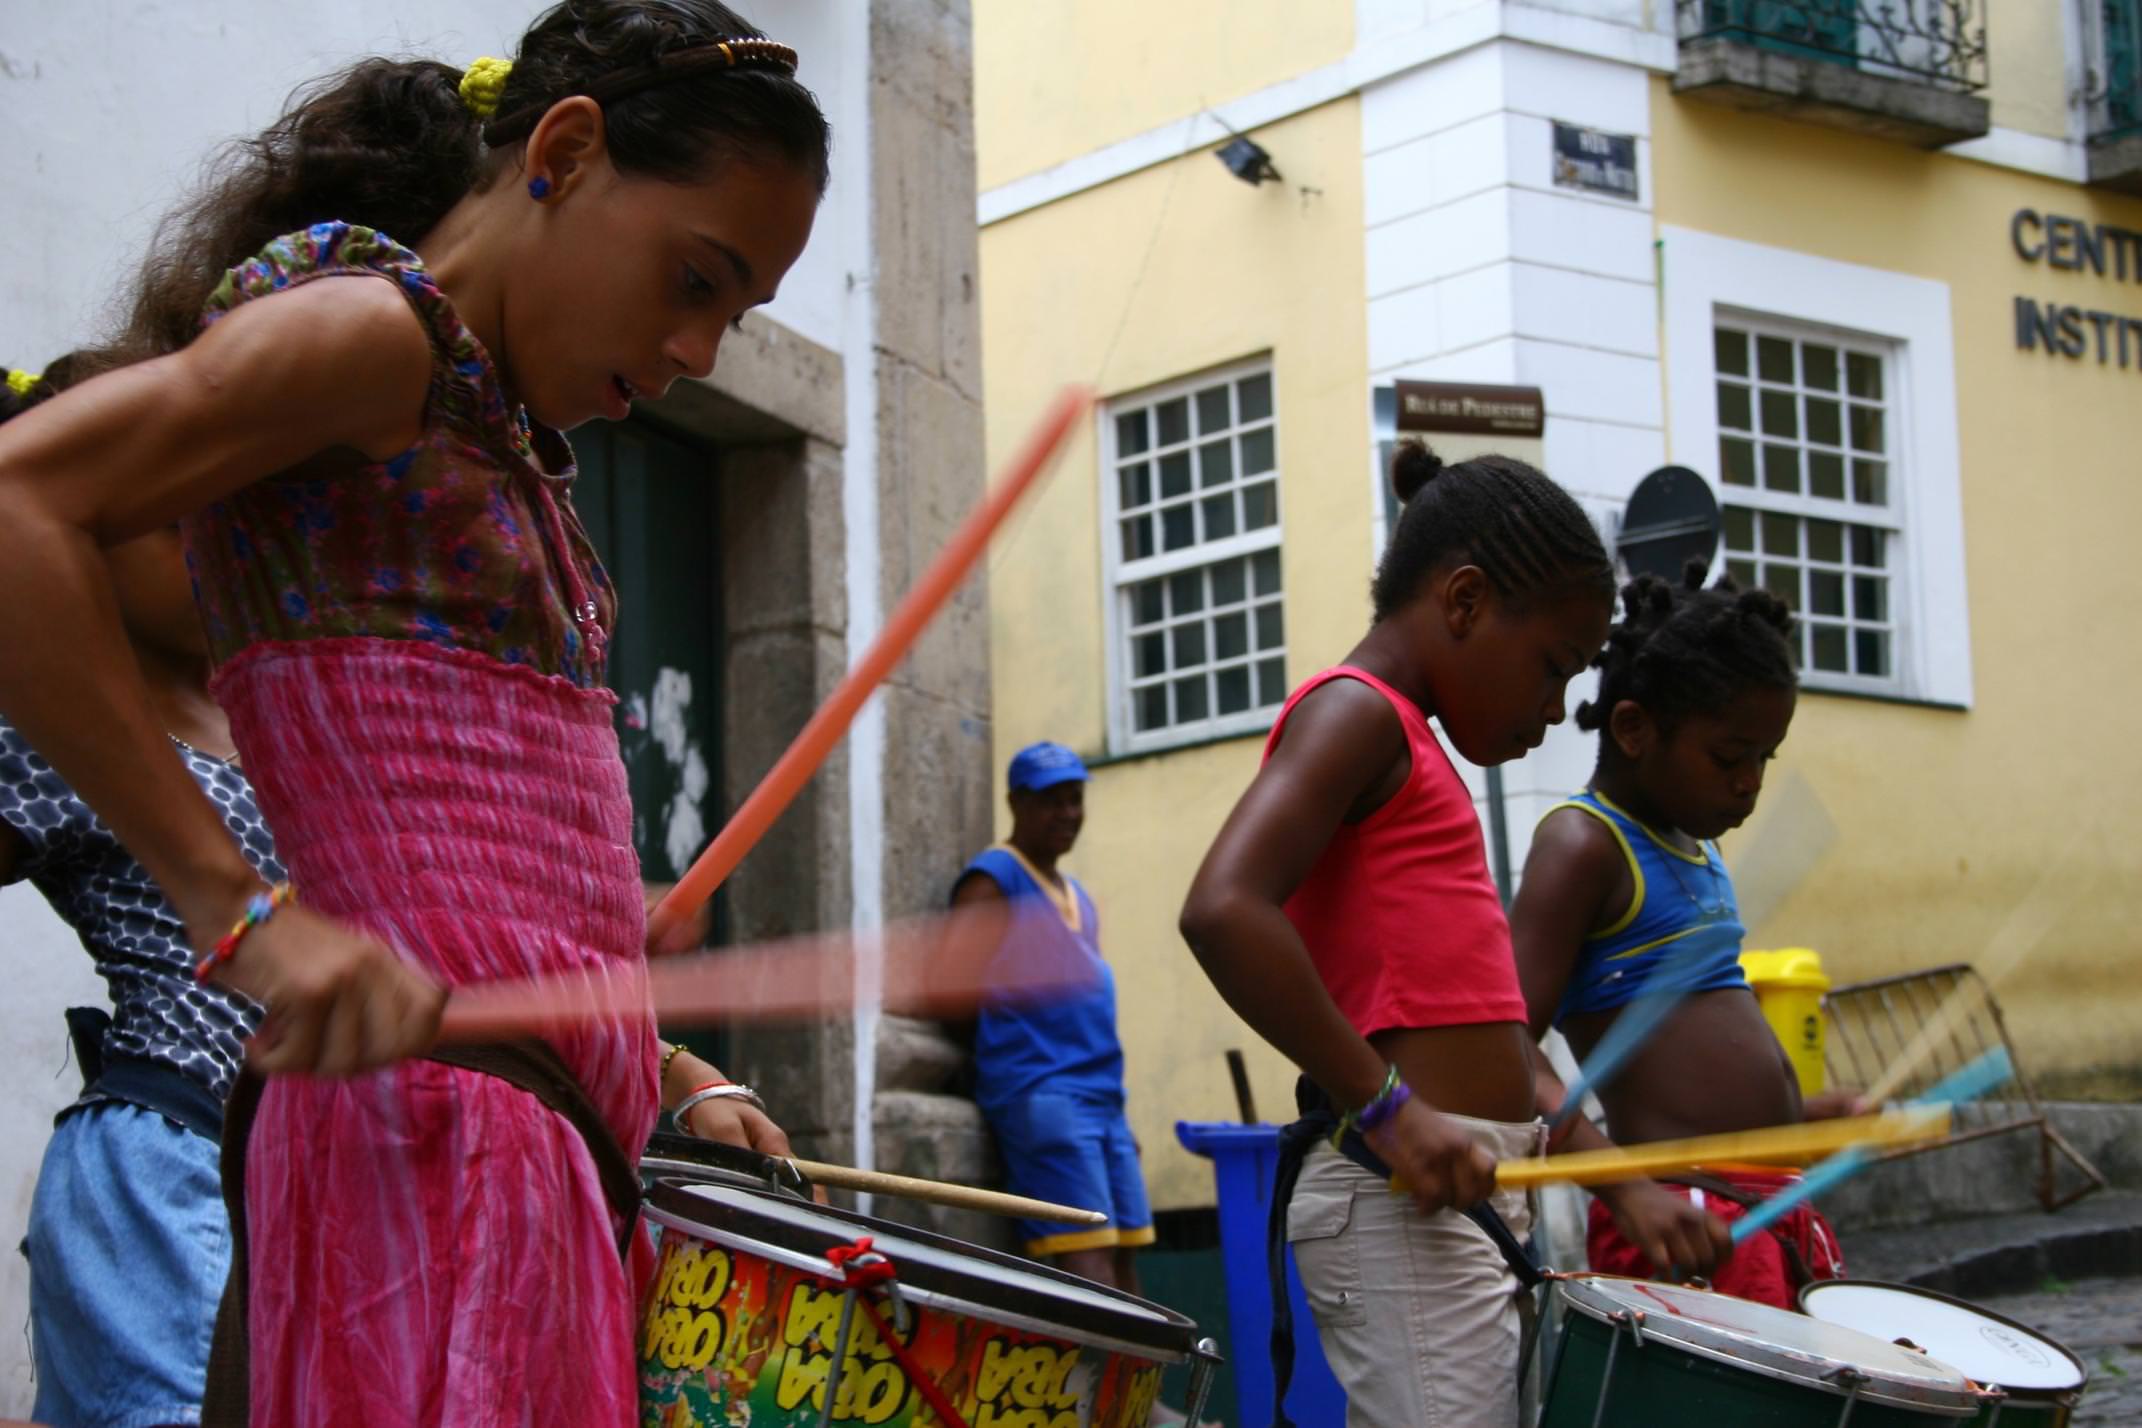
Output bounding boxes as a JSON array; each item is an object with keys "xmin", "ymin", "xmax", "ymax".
[{"xmin": 674, "ymin": 1082, "xmax": 768, "ymax": 1135}]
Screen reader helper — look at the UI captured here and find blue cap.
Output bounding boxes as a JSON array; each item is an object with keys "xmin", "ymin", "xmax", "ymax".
[{"xmin": 1008, "ymin": 741, "xmax": 1088, "ymax": 793}]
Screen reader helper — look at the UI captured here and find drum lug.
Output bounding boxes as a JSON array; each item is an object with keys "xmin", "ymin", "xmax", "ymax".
[
  {"xmin": 1824, "ymin": 1366, "xmax": 1868, "ymax": 1427},
  {"xmin": 883, "ymin": 1276, "xmax": 913, "ymax": 1337}
]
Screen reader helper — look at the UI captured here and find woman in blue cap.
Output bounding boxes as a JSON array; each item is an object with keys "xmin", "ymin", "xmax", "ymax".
[{"xmin": 952, "ymin": 741, "xmax": 1155, "ymax": 1290}]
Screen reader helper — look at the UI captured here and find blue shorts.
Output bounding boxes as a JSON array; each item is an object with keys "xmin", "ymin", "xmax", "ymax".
[
  {"xmin": 25, "ymin": 1101, "xmax": 230, "ymax": 1428},
  {"xmin": 985, "ymin": 1091, "xmax": 1154, "ymax": 1258}
]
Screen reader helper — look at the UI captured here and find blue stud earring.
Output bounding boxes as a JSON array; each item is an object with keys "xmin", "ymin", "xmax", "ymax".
[{"xmin": 528, "ymin": 176, "xmax": 552, "ymax": 201}]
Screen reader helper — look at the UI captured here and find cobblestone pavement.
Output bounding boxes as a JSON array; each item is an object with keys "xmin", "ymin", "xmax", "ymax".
[{"xmin": 1974, "ymin": 1278, "xmax": 2141, "ymax": 1426}]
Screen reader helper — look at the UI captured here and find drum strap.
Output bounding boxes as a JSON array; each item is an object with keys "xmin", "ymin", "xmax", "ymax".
[
  {"xmin": 200, "ymin": 1040, "xmax": 641, "ymax": 1427},
  {"xmin": 1267, "ymin": 1077, "xmax": 1545, "ymax": 1428}
]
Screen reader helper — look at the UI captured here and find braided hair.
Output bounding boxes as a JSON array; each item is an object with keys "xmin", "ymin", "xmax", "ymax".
[
  {"xmin": 1371, "ymin": 438, "xmax": 1615, "ymax": 620},
  {"xmin": 1575, "ymin": 561, "xmax": 1796, "ymax": 734}
]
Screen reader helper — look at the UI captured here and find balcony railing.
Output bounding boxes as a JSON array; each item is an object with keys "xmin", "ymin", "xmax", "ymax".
[
  {"xmin": 2094, "ymin": 0, "xmax": 2142, "ymax": 141},
  {"xmin": 1676, "ymin": 0, "xmax": 1989, "ymax": 95}
]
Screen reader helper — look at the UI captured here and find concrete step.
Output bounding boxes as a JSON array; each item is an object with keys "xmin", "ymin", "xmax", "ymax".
[
  {"xmin": 1843, "ymin": 1190, "xmax": 2142, "ymax": 1300},
  {"xmin": 1823, "ymin": 1101, "xmax": 2140, "ymax": 1231}
]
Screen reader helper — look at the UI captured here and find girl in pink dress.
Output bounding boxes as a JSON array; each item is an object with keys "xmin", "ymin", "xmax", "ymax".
[{"xmin": 0, "ymin": 5, "xmax": 827, "ymax": 1423}]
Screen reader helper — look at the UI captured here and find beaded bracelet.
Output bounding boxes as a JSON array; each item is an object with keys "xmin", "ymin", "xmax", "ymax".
[
  {"xmin": 658, "ymin": 1041, "xmax": 684, "ymax": 1083},
  {"xmin": 1348, "ymin": 1063, "xmax": 1413, "ymax": 1135},
  {"xmin": 193, "ymin": 882, "xmax": 296, "ymax": 982}
]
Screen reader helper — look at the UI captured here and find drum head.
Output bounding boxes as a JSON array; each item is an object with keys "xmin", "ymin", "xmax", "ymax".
[
  {"xmin": 1800, "ymin": 1281, "xmax": 2088, "ymax": 1393},
  {"xmin": 645, "ymin": 1179, "xmax": 1196, "ymax": 1360},
  {"xmin": 1557, "ymin": 1275, "xmax": 1979, "ymax": 1413}
]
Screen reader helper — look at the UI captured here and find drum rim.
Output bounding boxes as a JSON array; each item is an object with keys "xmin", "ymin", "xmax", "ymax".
[
  {"xmin": 645, "ymin": 1180, "xmax": 1197, "ymax": 1361},
  {"xmin": 1798, "ymin": 1278, "xmax": 2091, "ymax": 1396},
  {"xmin": 1555, "ymin": 1275, "xmax": 1982, "ymax": 1414},
  {"xmin": 642, "ymin": 1132, "xmax": 815, "ymax": 1197}
]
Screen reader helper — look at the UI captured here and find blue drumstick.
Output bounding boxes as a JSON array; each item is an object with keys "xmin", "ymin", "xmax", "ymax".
[
  {"xmin": 1549, "ymin": 943, "xmax": 1714, "ymax": 1131},
  {"xmin": 1729, "ymin": 1047, "xmax": 2014, "ymax": 1244}
]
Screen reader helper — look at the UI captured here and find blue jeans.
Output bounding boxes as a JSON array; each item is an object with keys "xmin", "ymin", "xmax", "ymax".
[{"xmin": 26, "ymin": 1102, "xmax": 229, "ymax": 1427}]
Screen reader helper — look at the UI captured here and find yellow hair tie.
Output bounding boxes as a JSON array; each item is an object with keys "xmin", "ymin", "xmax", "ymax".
[
  {"xmin": 460, "ymin": 56, "xmax": 513, "ymax": 119},
  {"xmin": 4, "ymin": 369, "xmax": 41, "ymax": 397}
]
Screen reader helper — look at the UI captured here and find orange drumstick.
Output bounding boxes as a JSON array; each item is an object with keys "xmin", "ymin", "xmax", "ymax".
[
  {"xmin": 645, "ymin": 386, "xmax": 1093, "ymax": 950},
  {"xmin": 434, "ymin": 901, "xmax": 1075, "ymax": 1043}
]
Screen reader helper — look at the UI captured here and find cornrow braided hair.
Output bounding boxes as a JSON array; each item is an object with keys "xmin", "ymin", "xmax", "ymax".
[
  {"xmin": 1575, "ymin": 559, "xmax": 1797, "ymax": 734},
  {"xmin": 1371, "ymin": 438, "xmax": 1615, "ymax": 620}
]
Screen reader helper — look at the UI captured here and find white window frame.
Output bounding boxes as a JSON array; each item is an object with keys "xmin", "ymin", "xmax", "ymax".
[
  {"xmin": 1661, "ymin": 226, "xmax": 1972, "ymax": 707},
  {"xmin": 1099, "ymin": 357, "xmax": 1286, "ymax": 755},
  {"xmin": 1713, "ymin": 313, "xmax": 1906, "ymax": 696}
]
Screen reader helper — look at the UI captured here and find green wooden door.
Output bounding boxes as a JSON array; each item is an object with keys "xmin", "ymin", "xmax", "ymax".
[{"xmin": 569, "ymin": 421, "xmax": 727, "ymax": 1064}]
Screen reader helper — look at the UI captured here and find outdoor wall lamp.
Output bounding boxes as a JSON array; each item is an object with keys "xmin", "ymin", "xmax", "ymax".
[{"xmin": 1216, "ymin": 134, "xmax": 1282, "ymax": 185}]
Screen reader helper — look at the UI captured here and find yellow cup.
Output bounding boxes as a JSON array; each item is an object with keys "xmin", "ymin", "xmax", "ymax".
[{"xmin": 1739, "ymin": 947, "xmax": 1829, "ymax": 1096}]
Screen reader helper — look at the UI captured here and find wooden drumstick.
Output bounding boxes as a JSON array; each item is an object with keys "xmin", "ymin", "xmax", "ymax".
[
  {"xmin": 777, "ymin": 1159, "xmax": 1107, "ymax": 1226},
  {"xmin": 434, "ymin": 902, "xmax": 1069, "ymax": 1043},
  {"xmin": 1487, "ymin": 1105, "xmax": 1951, "ymax": 1191},
  {"xmin": 646, "ymin": 386, "xmax": 1093, "ymax": 950}
]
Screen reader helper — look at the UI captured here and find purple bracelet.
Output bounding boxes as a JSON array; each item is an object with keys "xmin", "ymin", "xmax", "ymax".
[{"xmin": 1353, "ymin": 1070, "xmax": 1413, "ymax": 1133}]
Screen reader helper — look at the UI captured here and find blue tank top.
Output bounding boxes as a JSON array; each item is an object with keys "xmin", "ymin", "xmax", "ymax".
[
  {"xmin": 956, "ymin": 846, "xmax": 1125, "ymax": 1109},
  {"xmin": 1551, "ymin": 790, "xmax": 1750, "ymax": 1024}
]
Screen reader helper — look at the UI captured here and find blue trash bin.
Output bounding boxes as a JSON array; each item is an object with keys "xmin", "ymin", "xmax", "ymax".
[{"xmin": 1176, "ymin": 1121, "xmax": 1348, "ymax": 1428}]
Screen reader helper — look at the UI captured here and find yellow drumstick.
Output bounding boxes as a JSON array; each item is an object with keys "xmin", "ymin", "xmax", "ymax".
[{"xmin": 1478, "ymin": 1105, "xmax": 1952, "ymax": 1191}]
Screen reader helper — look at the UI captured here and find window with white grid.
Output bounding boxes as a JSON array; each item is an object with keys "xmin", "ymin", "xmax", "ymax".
[
  {"xmin": 1713, "ymin": 322, "xmax": 1902, "ymax": 689},
  {"xmin": 1104, "ymin": 362, "xmax": 1285, "ymax": 751}
]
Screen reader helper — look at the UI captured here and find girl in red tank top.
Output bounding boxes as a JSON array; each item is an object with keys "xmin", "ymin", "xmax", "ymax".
[{"xmin": 1181, "ymin": 440, "xmax": 1615, "ymax": 1428}]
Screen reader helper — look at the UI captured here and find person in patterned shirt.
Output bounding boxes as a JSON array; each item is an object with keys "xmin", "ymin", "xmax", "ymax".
[{"xmin": 0, "ymin": 359, "xmax": 275, "ymax": 1428}]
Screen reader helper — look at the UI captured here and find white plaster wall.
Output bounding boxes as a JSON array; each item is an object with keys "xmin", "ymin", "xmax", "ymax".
[
  {"xmin": 1359, "ymin": 12, "xmax": 1668, "ymax": 880},
  {"xmin": 0, "ymin": 889, "xmax": 107, "ymax": 1416},
  {"xmin": 0, "ymin": 0, "xmax": 854, "ymax": 360}
]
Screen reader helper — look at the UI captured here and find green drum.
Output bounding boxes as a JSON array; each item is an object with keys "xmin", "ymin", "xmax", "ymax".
[
  {"xmin": 1800, "ymin": 1282, "xmax": 2088, "ymax": 1426},
  {"xmin": 1542, "ymin": 1276, "xmax": 1981, "ymax": 1426}
]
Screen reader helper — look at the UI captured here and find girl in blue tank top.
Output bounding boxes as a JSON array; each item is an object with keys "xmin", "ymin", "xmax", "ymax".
[
  {"xmin": 1547, "ymin": 787, "xmax": 1749, "ymax": 1022},
  {"xmin": 1512, "ymin": 566, "xmax": 1864, "ymax": 1307}
]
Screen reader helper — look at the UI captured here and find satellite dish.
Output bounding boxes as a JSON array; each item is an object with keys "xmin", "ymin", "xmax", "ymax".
[{"xmin": 1618, "ymin": 465, "xmax": 1721, "ymax": 581}]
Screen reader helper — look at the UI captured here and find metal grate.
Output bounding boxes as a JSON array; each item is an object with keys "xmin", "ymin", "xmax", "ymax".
[
  {"xmin": 2099, "ymin": 0, "xmax": 2142, "ymax": 139},
  {"xmin": 1823, "ymin": 963, "xmax": 2107, "ymax": 1211},
  {"xmin": 1677, "ymin": 0, "xmax": 1990, "ymax": 94}
]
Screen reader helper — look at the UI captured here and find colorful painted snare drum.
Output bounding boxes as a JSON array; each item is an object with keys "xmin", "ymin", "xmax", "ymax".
[
  {"xmin": 1542, "ymin": 1275, "xmax": 1981, "ymax": 1425},
  {"xmin": 639, "ymin": 1178, "xmax": 1216, "ymax": 1428},
  {"xmin": 1801, "ymin": 1281, "xmax": 2088, "ymax": 1426}
]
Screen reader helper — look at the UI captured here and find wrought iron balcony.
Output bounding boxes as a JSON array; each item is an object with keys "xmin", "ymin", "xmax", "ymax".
[
  {"xmin": 2092, "ymin": 0, "xmax": 2142, "ymax": 139},
  {"xmin": 1673, "ymin": 0, "xmax": 1992, "ymax": 148},
  {"xmin": 2088, "ymin": 0, "xmax": 2142, "ymax": 190}
]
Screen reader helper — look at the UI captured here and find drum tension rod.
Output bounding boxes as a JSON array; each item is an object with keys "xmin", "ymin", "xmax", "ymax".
[
  {"xmin": 1824, "ymin": 1366, "xmax": 1868, "ymax": 1428},
  {"xmin": 1591, "ymin": 1314, "xmax": 1629, "ymax": 1428}
]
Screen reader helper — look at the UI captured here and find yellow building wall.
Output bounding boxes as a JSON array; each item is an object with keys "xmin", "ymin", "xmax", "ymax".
[
  {"xmin": 972, "ymin": 1, "xmax": 1353, "ymax": 191},
  {"xmin": 1984, "ymin": 0, "xmax": 2072, "ymax": 141},
  {"xmin": 978, "ymin": 98, "xmax": 1372, "ymax": 1207},
  {"xmin": 1652, "ymin": 84, "xmax": 2142, "ymax": 1092}
]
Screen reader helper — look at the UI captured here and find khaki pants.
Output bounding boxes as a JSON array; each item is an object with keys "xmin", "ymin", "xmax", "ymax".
[{"xmin": 1287, "ymin": 1115, "xmax": 1543, "ymax": 1428}]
